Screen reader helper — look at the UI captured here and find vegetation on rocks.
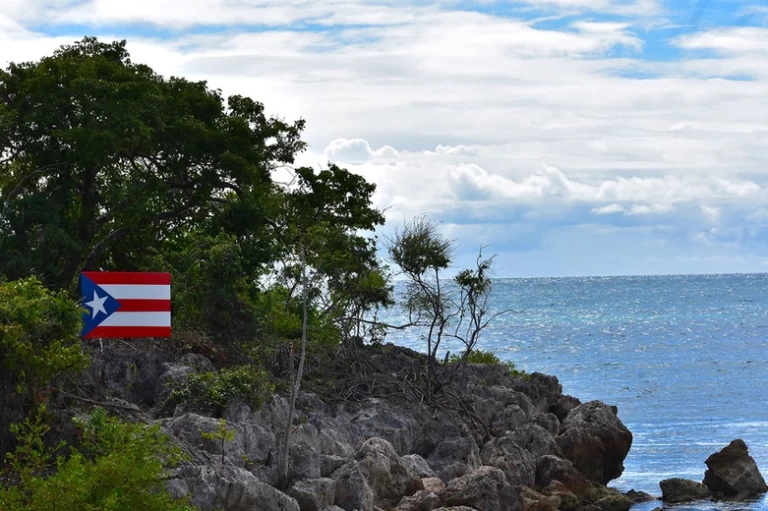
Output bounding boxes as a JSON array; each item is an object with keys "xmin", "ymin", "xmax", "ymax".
[{"xmin": 0, "ymin": 36, "xmax": 639, "ymax": 511}]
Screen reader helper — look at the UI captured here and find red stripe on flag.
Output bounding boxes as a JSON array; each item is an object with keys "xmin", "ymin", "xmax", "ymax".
[
  {"xmin": 83, "ymin": 271, "xmax": 171, "ymax": 285},
  {"xmin": 85, "ymin": 326, "xmax": 172, "ymax": 339},
  {"xmin": 117, "ymin": 299, "xmax": 172, "ymax": 312}
]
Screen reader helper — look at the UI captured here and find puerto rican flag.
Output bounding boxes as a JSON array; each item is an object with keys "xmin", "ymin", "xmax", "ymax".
[{"xmin": 80, "ymin": 272, "xmax": 171, "ymax": 338}]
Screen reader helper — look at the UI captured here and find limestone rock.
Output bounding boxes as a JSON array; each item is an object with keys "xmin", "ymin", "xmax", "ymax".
[
  {"xmin": 355, "ymin": 437, "xmax": 420, "ymax": 506},
  {"xmin": 480, "ymin": 435, "xmax": 537, "ymax": 487},
  {"xmin": 289, "ymin": 478, "xmax": 335, "ymax": 511},
  {"xmin": 703, "ymin": 439, "xmax": 768, "ymax": 498},
  {"xmin": 441, "ymin": 466, "xmax": 521, "ymax": 511},
  {"xmin": 557, "ymin": 401, "xmax": 632, "ymax": 484},
  {"xmin": 535, "ymin": 455, "xmax": 590, "ymax": 496},
  {"xmin": 394, "ymin": 490, "xmax": 442, "ymax": 511},
  {"xmin": 490, "ymin": 405, "xmax": 527, "ymax": 437},
  {"xmin": 624, "ymin": 489, "xmax": 655, "ymax": 503},
  {"xmin": 401, "ymin": 454, "xmax": 438, "ymax": 479},
  {"xmin": 659, "ymin": 478, "xmax": 710, "ymax": 503},
  {"xmin": 331, "ymin": 461, "xmax": 374, "ymax": 511}
]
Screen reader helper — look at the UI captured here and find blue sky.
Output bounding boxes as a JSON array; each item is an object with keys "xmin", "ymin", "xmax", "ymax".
[{"xmin": 2, "ymin": 0, "xmax": 768, "ymax": 277}]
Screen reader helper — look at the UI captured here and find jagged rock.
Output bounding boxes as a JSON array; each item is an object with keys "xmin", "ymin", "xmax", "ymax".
[
  {"xmin": 438, "ymin": 462, "xmax": 469, "ymax": 483},
  {"xmin": 355, "ymin": 437, "xmax": 421, "ymax": 506},
  {"xmin": 347, "ymin": 400, "xmax": 424, "ymax": 455},
  {"xmin": 591, "ymin": 494, "xmax": 633, "ymax": 511},
  {"xmin": 331, "ymin": 461, "xmax": 374, "ymax": 511},
  {"xmin": 469, "ymin": 384, "xmax": 535, "ymax": 418},
  {"xmin": 179, "ymin": 353, "xmax": 215, "ymax": 372},
  {"xmin": 703, "ymin": 439, "xmax": 768, "ymax": 498},
  {"xmin": 422, "ymin": 477, "xmax": 445, "ymax": 495},
  {"xmin": 394, "ymin": 490, "xmax": 442, "ymax": 511},
  {"xmin": 87, "ymin": 346, "xmax": 171, "ymax": 406},
  {"xmin": 480, "ymin": 435, "xmax": 537, "ymax": 487},
  {"xmin": 521, "ymin": 486, "xmax": 561, "ymax": 511},
  {"xmin": 289, "ymin": 478, "xmax": 335, "ymax": 511},
  {"xmin": 549, "ymin": 396, "xmax": 581, "ymax": 423},
  {"xmin": 427, "ymin": 436, "xmax": 480, "ymax": 481},
  {"xmin": 624, "ymin": 489, "xmax": 655, "ymax": 502},
  {"xmin": 163, "ymin": 414, "xmax": 240, "ymax": 461},
  {"xmin": 156, "ymin": 364, "xmax": 195, "ymax": 405},
  {"xmin": 660, "ymin": 478, "xmax": 710, "ymax": 503},
  {"xmin": 540, "ymin": 481, "xmax": 579, "ymax": 511},
  {"xmin": 401, "ymin": 454, "xmax": 437, "ymax": 479},
  {"xmin": 433, "ymin": 507, "xmax": 477, "ymax": 511},
  {"xmin": 531, "ymin": 413, "xmax": 560, "ymax": 437},
  {"xmin": 490, "ymin": 405, "xmax": 527, "ymax": 437},
  {"xmin": 557, "ymin": 401, "xmax": 632, "ymax": 484},
  {"xmin": 323, "ymin": 507, "xmax": 345, "ymax": 511},
  {"xmin": 168, "ymin": 465, "xmax": 299, "ymax": 511},
  {"xmin": 535, "ymin": 455, "xmax": 590, "ymax": 495},
  {"xmin": 509, "ymin": 423, "xmax": 562, "ymax": 459},
  {"xmin": 441, "ymin": 466, "xmax": 521, "ymax": 511}
]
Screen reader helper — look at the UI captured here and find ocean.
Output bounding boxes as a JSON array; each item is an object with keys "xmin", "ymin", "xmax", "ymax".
[{"xmin": 379, "ymin": 273, "xmax": 768, "ymax": 510}]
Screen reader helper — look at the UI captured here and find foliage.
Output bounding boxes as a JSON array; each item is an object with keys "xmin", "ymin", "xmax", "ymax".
[
  {"xmin": 0, "ymin": 277, "xmax": 87, "ymax": 397},
  {"xmin": 0, "ymin": 407, "xmax": 192, "ymax": 511},
  {"xmin": 0, "ymin": 37, "xmax": 305, "ymax": 290},
  {"xmin": 200, "ymin": 419, "xmax": 236, "ymax": 464},
  {"xmin": 165, "ymin": 366, "xmax": 274, "ymax": 415},
  {"xmin": 447, "ymin": 349, "xmax": 527, "ymax": 377}
]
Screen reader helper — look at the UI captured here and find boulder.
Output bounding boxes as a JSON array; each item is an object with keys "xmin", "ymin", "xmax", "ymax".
[
  {"xmin": 591, "ymin": 494, "xmax": 633, "ymax": 511},
  {"xmin": 433, "ymin": 508, "xmax": 477, "ymax": 511},
  {"xmin": 549, "ymin": 396, "xmax": 581, "ymax": 423},
  {"xmin": 509, "ymin": 423, "xmax": 562, "ymax": 459},
  {"xmin": 441, "ymin": 466, "xmax": 521, "ymax": 511},
  {"xmin": 703, "ymin": 439, "xmax": 768, "ymax": 498},
  {"xmin": 480, "ymin": 435, "xmax": 537, "ymax": 487},
  {"xmin": 426, "ymin": 436, "xmax": 480, "ymax": 482},
  {"xmin": 521, "ymin": 486, "xmax": 561, "ymax": 511},
  {"xmin": 401, "ymin": 454, "xmax": 438, "ymax": 479},
  {"xmin": 557, "ymin": 401, "xmax": 632, "ymax": 484},
  {"xmin": 331, "ymin": 461, "xmax": 374, "ymax": 511},
  {"xmin": 490, "ymin": 405, "xmax": 527, "ymax": 437},
  {"xmin": 531, "ymin": 413, "xmax": 560, "ymax": 437},
  {"xmin": 623, "ymin": 489, "xmax": 655, "ymax": 503},
  {"xmin": 422, "ymin": 477, "xmax": 445, "ymax": 495},
  {"xmin": 535, "ymin": 455, "xmax": 590, "ymax": 496},
  {"xmin": 289, "ymin": 478, "xmax": 335, "ymax": 511},
  {"xmin": 540, "ymin": 481, "xmax": 579, "ymax": 511},
  {"xmin": 394, "ymin": 490, "xmax": 442, "ymax": 511},
  {"xmin": 168, "ymin": 465, "xmax": 299, "ymax": 511},
  {"xmin": 355, "ymin": 437, "xmax": 420, "ymax": 506},
  {"xmin": 659, "ymin": 478, "xmax": 710, "ymax": 503}
]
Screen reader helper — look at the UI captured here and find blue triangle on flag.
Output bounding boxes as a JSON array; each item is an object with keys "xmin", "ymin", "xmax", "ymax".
[{"xmin": 80, "ymin": 274, "xmax": 122, "ymax": 337}]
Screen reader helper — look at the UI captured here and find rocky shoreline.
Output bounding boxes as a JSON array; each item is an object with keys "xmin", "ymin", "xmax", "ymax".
[{"xmin": 78, "ymin": 342, "xmax": 767, "ymax": 511}]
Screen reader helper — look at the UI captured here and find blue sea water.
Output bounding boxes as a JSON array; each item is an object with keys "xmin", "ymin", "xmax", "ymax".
[{"xmin": 380, "ymin": 273, "xmax": 768, "ymax": 510}]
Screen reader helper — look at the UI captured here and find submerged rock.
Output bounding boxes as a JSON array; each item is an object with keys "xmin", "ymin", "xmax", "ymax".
[
  {"xmin": 623, "ymin": 489, "xmax": 656, "ymax": 503},
  {"xmin": 659, "ymin": 477, "xmax": 710, "ymax": 503},
  {"xmin": 703, "ymin": 439, "xmax": 768, "ymax": 499}
]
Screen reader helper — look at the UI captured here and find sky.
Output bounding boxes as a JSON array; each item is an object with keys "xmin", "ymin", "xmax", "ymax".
[{"xmin": 1, "ymin": 0, "xmax": 768, "ymax": 277}]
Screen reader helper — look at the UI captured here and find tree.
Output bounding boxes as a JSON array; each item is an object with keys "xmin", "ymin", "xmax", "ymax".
[
  {"xmin": 387, "ymin": 218, "xmax": 507, "ymax": 389},
  {"xmin": 0, "ymin": 37, "xmax": 304, "ymax": 290}
]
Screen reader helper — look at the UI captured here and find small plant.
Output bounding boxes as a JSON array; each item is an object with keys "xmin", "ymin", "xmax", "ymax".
[
  {"xmin": 165, "ymin": 365, "xmax": 274, "ymax": 414},
  {"xmin": 200, "ymin": 419, "xmax": 236, "ymax": 464}
]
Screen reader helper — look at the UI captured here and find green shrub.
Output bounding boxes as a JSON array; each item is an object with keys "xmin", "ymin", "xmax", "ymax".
[
  {"xmin": 0, "ymin": 277, "xmax": 88, "ymax": 395},
  {"xmin": 0, "ymin": 407, "xmax": 192, "ymax": 511},
  {"xmin": 447, "ymin": 349, "xmax": 527, "ymax": 378},
  {"xmin": 165, "ymin": 365, "xmax": 274, "ymax": 414}
]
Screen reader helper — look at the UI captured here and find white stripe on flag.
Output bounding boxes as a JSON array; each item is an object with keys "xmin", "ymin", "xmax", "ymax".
[
  {"xmin": 100, "ymin": 312, "xmax": 171, "ymax": 327},
  {"xmin": 99, "ymin": 284, "xmax": 171, "ymax": 300}
]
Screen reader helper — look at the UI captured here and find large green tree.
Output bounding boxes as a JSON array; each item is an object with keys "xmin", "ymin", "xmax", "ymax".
[{"xmin": 0, "ymin": 37, "xmax": 304, "ymax": 289}]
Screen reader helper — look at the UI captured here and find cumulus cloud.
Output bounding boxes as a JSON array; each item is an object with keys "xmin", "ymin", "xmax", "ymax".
[{"xmin": 3, "ymin": 0, "xmax": 768, "ymax": 274}]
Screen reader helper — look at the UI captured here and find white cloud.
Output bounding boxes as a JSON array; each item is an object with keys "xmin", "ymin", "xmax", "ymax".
[
  {"xmin": 592, "ymin": 203, "xmax": 624, "ymax": 214},
  {"xmin": 701, "ymin": 206, "xmax": 721, "ymax": 224},
  {"xmin": 675, "ymin": 27, "xmax": 768, "ymax": 55},
  {"xmin": 746, "ymin": 208, "xmax": 768, "ymax": 223},
  {"xmin": 323, "ymin": 138, "xmax": 399, "ymax": 161},
  {"xmin": 627, "ymin": 203, "xmax": 675, "ymax": 215}
]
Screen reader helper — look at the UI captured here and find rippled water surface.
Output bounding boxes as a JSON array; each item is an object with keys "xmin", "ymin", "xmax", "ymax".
[{"xmin": 379, "ymin": 274, "xmax": 768, "ymax": 510}]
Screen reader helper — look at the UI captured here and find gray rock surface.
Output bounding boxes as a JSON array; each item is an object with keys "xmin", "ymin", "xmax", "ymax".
[
  {"xmin": 441, "ymin": 466, "xmax": 521, "ymax": 511},
  {"xmin": 331, "ymin": 461, "xmax": 374, "ymax": 511},
  {"xmin": 480, "ymin": 435, "xmax": 537, "ymax": 487},
  {"xmin": 355, "ymin": 437, "xmax": 420, "ymax": 506},
  {"xmin": 289, "ymin": 478, "xmax": 335, "ymax": 511}
]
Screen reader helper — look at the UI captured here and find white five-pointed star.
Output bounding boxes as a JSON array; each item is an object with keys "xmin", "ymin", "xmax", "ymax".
[{"xmin": 86, "ymin": 291, "xmax": 108, "ymax": 318}]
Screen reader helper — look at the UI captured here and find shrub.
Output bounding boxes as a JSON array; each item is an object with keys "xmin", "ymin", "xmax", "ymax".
[
  {"xmin": 165, "ymin": 365, "xmax": 274, "ymax": 414},
  {"xmin": 0, "ymin": 277, "xmax": 87, "ymax": 395},
  {"xmin": 447, "ymin": 349, "xmax": 527, "ymax": 377},
  {"xmin": 0, "ymin": 407, "xmax": 192, "ymax": 511}
]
